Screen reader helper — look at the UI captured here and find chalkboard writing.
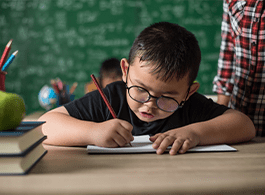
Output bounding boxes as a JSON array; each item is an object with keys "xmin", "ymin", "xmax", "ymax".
[{"xmin": 0, "ymin": 0, "xmax": 223, "ymax": 114}]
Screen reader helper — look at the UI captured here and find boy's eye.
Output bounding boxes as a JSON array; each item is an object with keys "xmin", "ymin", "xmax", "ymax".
[{"xmin": 137, "ymin": 87, "xmax": 146, "ymax": 93}]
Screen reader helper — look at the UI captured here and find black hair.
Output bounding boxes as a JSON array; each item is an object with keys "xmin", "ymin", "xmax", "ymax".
[
  {"xmin": 99, "ymin": 58, "xmax": 122, "ymax": 87},
  {"xmin": 128, "ymin": 22, "xmax": 201, "ymax": 85}
]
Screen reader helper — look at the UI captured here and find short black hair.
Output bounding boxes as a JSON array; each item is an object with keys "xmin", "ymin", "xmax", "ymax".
[
  {"xmin": 128, "ymin": 22, "xmax": 201, "ymax": 85},
  {"xmin": 99, "ymin": 58, "xmax": 122, "ymax": 86}
]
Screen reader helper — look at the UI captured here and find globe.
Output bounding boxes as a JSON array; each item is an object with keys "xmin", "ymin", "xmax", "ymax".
[{"xmin": 38, "ymin": 85, "xmax": 57, "ymax": 110}]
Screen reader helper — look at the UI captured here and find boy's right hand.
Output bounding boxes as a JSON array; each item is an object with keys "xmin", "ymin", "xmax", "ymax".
[{"xmin": 91, "ymin": 119, "xmax": 134, "ymax": 148}]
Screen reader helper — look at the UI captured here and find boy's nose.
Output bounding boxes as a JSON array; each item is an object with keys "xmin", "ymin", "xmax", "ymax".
[{"xmin": 144, "ymin": 98, "xmax": 157, "ymax": 108}]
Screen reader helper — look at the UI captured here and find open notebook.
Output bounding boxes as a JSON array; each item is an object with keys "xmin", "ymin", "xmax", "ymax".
[{"xmin": 87, "ymin": 135, "xmax": 237, "ymax": 154}]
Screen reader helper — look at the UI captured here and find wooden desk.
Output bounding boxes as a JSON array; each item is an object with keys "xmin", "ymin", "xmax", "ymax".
[
  {"xmin": 23, "ymin": 111, "xmax": 45, "ymax": 121},
  {"xmin": 1, "ymin": 138, "xmax": 264, "ymax": 195}
]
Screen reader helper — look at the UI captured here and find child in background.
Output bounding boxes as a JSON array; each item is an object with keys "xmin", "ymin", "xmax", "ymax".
[
  {"xmin": 39, "ymin": 22, "xmax": 255, "ymax": 155},
  {"xmin": 85, "ymin": 58, "xmax": 122, "ymax": 93}
]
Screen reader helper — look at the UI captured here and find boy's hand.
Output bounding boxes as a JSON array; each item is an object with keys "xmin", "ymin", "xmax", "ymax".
[
  {"xmin": 92, "ymin": 119, "xmax": 134, "ymax": 148},
  {"xmin": 149, "ymin": 128, "xmax": 200, "ymax": 155}
]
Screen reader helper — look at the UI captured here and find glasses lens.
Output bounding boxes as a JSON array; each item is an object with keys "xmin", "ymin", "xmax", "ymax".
[
  {"xmin": 157, "ymin": 97, "xmax": 179, "ymax": 112},
  {"xmin": 128, "ymin": 86, "xmax": 149, "ymax": 103},
  {"xmin": 127, "ymin": 85, "xmax": 180, "ymax": 112}
]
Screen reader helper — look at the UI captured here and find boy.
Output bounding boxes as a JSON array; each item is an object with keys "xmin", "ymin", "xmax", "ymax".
[
  {"xmin": 99, "ymin": 58, "xmax": 122, "ymax": 89},
  {"xmin": 39, "ymin": 22, "xmax": 255, "ymax": 155},
  {"xmin": 85, "ymin": 58, "xmax": 122, "ymax": 94}
]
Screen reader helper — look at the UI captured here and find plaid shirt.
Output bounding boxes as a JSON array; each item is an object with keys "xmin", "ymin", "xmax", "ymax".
[{"xmin": 213, "ymin": 0, "xmax": 265, "ymax": 136}]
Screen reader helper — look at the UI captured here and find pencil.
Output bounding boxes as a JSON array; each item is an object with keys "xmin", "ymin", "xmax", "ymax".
[
  {"xmin": 69, "ymin": 82, "xmax": 78, "ymax": 94},
  {"xmin": 50, "ymin": 79, "xmax": 59, "ymax": 94},
  {"xmin": 1, "ymin": 50, "xmax": 18, "ymax": 71},
  {"xmin": 90, "ymin": 74, "xmax": 132, "ymax": 147},
  {"xmin": 91, "ymin": 74, "xmax": 117, "ymax": 118},
  {"xmin": 0, "ymin": 39, "xmax": 12, "ymax": 69},
  {"xmin": 56, "ymin": 78, "xmax": 63, "ymax": 91}
]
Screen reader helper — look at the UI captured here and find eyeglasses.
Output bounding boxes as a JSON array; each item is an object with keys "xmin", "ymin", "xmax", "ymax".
[
  {"xmin": 126, "ymin": 84, "xmax": 189, "ymax": 112},
  {"xmin": 125, "ymin": 65, "xmax": 190, "ymax": 112}
]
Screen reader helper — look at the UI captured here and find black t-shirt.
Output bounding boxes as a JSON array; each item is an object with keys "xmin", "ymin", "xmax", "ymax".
[{"xmin": 64, "ymin": 81, "xmax": 229, "ymax": 136}]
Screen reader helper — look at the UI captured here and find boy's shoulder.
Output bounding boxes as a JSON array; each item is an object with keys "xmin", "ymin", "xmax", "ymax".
[
  {"xmin": 105, "ymin": 81, "xmax": 125, "ymax": 90},
  {"xmin": 103, "ymin": 81, "xmax": 126, "ymax": 96},
  {"xmin": 188, "ymin": 92, "xmax": 224, "ymax": 108},
  {"xmin": 83, "ymin": 81, "xmax": 125, "ymax": 99},
  {"xmin": 184, "ymin": 92, "xmax": 229, "ymax": 120},
  {"xmin": 189, "ymin": 92, "xmax": 210, "ymax": 102}
]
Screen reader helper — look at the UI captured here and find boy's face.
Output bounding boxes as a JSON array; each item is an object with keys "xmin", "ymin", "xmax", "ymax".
[{"xmin": 121, "ymin": 57, "xmax": 192, "ymax": 123}]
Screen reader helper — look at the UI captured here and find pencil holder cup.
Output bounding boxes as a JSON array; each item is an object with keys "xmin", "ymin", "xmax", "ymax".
[
  {"xmin": 0, "ymin": 71, "xmax": 7, "ymax": 91},
  {"xmin": 56, "ymin": 92, "xmax": 75, "ymax": 106}
]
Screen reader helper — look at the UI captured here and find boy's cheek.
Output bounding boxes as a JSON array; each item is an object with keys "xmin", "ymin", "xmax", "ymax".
[{"xmin": 126, "ymin": 95, "xmax": 141, "ymax": 112}]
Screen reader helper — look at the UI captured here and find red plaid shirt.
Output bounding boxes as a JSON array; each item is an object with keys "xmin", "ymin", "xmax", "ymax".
[{"xmin": 213, "ymin": 0, "xmax": 265, "ymax": 136}]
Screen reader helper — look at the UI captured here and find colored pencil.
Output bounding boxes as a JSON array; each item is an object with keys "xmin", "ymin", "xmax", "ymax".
[
  {"xmin": 91, "ymin": 74, "xmax": 117, "ymax": 118},
  {"xmin": 56, "ymin": 78, "xmax": 63, "ymax": 91},
  {"xmin": 50, "ymin": 79, "xmax": 59, "ymax": 94},
  {"xmin": 90, "ymin": 74, "xmax": 132, "ymax": 146},
  {"xmin": 0, "ymin": 39, "xmax": 12, "ymax": 69},
  {"xmin": 1, "ymin": 50, "xmax": 18, "ymax": 71},
  {"xmin": 69, "ymin": 82, "xmax": 78, "ymax": 94}
]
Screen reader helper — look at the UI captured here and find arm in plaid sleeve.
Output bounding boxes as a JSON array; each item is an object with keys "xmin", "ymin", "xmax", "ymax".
[{"xmin": 213, "ymin": 0, "xmax": 236, "ymax": 97}]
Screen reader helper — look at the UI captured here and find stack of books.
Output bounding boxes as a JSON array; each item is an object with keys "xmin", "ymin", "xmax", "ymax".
[{"xmin": 0, "ymin": 121, "xmax": 47, "ymax": 175}]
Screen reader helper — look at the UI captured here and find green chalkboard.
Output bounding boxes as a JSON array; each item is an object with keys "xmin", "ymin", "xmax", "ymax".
[{"xmin": 0, "ymin": 0, "xmax": 223, "ymax": 114}]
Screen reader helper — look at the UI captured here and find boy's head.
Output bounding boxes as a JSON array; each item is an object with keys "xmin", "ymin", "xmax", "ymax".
[
  {"xmin": 128, "ymin": 22, "xmax": 201, "ymax": 86},
  {"xmin": 99, "ymin": 58, "xmax": 122, "ymax": 88},
  {"xmin": 120, "ymin": 22, "xmax": 201, "ymax": 123}
]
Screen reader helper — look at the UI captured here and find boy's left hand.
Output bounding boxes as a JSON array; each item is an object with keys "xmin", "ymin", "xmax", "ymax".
[{"xmin": 149, "ymin": 128, "xmax": 200, "ymax": 155}]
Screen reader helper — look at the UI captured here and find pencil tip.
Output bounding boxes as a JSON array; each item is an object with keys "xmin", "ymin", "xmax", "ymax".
[
  {"xmin": 50, "ymin": 79, "xmax": 55, "ymax": 84},
  {"xmin": 13, "ymin": 50, "xmax": 18, "ymax": 56},
  {"xmin": 7, "ymin": 39, "xmax": 13, "ymax": 47}
]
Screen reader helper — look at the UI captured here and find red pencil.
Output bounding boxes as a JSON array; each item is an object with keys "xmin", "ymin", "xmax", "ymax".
[
  {"xmin": 56, "ymin": 78, "xmax": 63, "ymax": 91},
  {"xmin": 91, "ymin": 74, "xmax": 117, "ymax": 118},
  {"xmin": 0, "ymin": 39, "xmax": 13, "ymax": 69},
  {"xmin": 50, "ymin": 79, "xmax": 59, "ymax": 94},
  {"xmin": 90, "ymin": 74, "xmax": 132, "ymax": 146}
]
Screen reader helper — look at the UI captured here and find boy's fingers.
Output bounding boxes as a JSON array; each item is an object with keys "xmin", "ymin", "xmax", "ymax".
[
  {"xmin": 111, "ymin": 119, "xmax": 133, "ymax": 143},
  {"xmin": 111, "ymin": 133, "xmax": 129, "ymax": 147},
  {"xmin": 149, "ymin": 133, "xmax": 161, "ymax": 142},
  {"xmin": 103, "ymin": 137, "xmax": 120, "ymax": 148},
  {"xmin": 152, "ymin": 134, "xmax": 167, "ymax": 149},
  {"xmin": 178, "ymin": 139, "xmax": 192, "ymax": 154},
  {"xmin": 169, "ymin": 139, "xmax": 185, "ymax": 155},
  {"xmin": 155, "ymin": 136, "xmax": 175, "ymax": 155},
  {"xmin": 117, "ymin": 128, "xmax": 134, "ymax": 143},
  {"xmin": 119, "ymin": 119, "xmax": 133, "ymax": 133}
]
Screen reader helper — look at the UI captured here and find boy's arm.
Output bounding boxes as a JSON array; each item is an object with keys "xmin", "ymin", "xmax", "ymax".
[
  {"xmin": 38, "ymin": 106, "xmax": 133, "ymax": 146},
  {"xmin": 150, "ymin": 109, "xmax": 256, "ymax": 155},
  {"xmin": 192, "ymin": 109, "xmax": 255, "ymax": 145}
]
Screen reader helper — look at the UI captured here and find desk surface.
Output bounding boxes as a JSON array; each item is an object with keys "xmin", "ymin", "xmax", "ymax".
[{"xmin": 0, "ymin": 137, "xmax": 265, "ymax": 195}]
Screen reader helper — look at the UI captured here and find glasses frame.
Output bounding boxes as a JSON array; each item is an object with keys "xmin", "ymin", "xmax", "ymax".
[{"xmin": 125, "ymin": 65, "xmax": 190, "ymax": 112}]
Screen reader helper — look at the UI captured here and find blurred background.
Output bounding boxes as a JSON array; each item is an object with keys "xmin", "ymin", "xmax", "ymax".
[{"xmin": 0, "ymin": 0, "xmax": 223, "ymax": 115}]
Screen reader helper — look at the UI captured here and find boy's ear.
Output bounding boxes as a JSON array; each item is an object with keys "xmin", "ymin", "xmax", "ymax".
[
  {"xmin": 186, "ymin": 81, "xmax": 200, "ymax": 100},
  {"xmin": 120, "ymin": 58, "xmax": 129, "ymax": 82}
]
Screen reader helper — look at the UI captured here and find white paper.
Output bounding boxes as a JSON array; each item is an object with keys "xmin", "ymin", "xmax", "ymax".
[{"xmin": 87, "ymin": 135, "xmax": 237, "ymax": 154}]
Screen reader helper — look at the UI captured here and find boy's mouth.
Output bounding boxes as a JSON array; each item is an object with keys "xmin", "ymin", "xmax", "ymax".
[{"xmin": 140, "ymin": 112, "xmax": 154, "ymax": 119}]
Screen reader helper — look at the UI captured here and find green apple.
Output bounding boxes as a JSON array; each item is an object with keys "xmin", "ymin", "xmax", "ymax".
[{"xmin": 0, "ymin": 91, "xmax": 26, "ymax": 131}]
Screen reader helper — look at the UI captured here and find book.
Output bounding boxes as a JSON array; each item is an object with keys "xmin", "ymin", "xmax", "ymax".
[
  {"xmin": 87, "ymin": 135, "xmax": 237, "ymax": 154},
  {"xmin": 0, "ymin": 121, "xmax": 45, "ymax": 155},
  {"xmin": 0, "ymin": 142, "xmax": 47, "ymax": 175}
]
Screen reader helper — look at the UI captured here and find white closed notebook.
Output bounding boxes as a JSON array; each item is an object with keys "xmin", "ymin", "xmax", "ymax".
[{"xmin": 87, "ymin": 135, "xmax": 237, "ymax": 154}]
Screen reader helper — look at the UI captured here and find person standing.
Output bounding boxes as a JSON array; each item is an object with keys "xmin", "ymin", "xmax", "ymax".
[{"xmin": 213, "ymin": 0, "xmax": 265, "ymax": 136}]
